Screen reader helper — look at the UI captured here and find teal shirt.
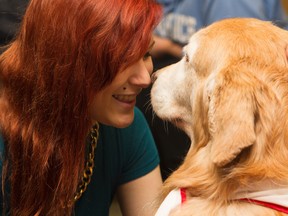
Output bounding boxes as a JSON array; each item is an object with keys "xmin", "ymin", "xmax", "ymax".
[{"xmin": 0, "ymin": 108, "xmax": 160, "ymax": 215}]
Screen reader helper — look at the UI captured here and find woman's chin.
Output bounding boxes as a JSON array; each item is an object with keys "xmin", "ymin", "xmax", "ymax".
[
  {"xmin": 113, "ymin": 116, "xmax": 134, "ymax": 128},
  {"xmin": 101, "ymin": 112, "xmax": 134, "ymax": 128}
]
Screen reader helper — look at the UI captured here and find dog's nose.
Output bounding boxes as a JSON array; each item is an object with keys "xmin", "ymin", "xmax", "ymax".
[{"xmin": 151, "ymin": 72, "xmax": 158, "ymax": 84}]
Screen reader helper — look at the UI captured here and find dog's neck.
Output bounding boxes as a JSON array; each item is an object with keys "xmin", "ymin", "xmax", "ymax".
[
  {"xmin": 156, "ymin": 181, "xmax": 288, "ymax": 216},
  {"xmin": 234, "ymin": 179, "xmax": 288, "ymax": 196},
  {"xmin": 229, "ymin": 180, "xmax": 288, "ymax": 213},
  {"xmin": 235, "ymin": 188, "xmax": 288, "ymax": 214}
]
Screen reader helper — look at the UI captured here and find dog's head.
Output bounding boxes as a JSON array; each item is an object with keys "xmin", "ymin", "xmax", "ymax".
[{"xmin": 151, "ymin": 18, "xmax": 288, "ymax": 168}]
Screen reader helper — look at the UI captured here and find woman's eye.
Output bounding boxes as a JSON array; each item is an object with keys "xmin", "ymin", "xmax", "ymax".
[{"xmin": 143, "ymin": 52, "xmax": 151, "ymax": 60}]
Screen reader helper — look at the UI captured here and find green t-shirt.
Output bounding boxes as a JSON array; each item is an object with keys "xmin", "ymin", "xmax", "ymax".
[{"xmin": 0, "ymin": 107, "xmax": 160, "ymax": 215}]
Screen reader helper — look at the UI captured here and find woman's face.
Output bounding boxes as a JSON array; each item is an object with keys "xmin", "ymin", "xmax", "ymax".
[{"xmin": 89, "ymin": 41, "xmax": 154, "ymax": 128}]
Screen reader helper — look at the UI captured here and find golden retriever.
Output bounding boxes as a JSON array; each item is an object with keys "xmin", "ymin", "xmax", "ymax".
[{"xmin": 151, "ymin": 18, "xmax": 288, "ymax": 216}]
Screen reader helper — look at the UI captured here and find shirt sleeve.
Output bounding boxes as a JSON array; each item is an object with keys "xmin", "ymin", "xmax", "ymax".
[
  {"xmin": 156, "ymin": 0, "xmax": 183, "ymax": 15},
  {"xmin": 204, "ymin": 0, "xmax": 288, "ymax": 26},
  {"xmin": 117, "ymin": 107, "xmax": 160, "ymax": 185}
]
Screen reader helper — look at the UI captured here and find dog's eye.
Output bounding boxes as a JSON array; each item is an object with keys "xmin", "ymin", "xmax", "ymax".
[{"xmin": 185, "ymin": 53, "xmax": 189, "ymax": 63}]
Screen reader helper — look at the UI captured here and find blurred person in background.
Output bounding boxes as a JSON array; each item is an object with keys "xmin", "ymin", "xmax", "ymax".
[{"xmin": 0, "ymin": 0, "xmax": 29, "ymax": 51}]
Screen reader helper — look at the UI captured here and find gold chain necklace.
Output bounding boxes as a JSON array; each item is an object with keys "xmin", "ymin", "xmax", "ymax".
[{"xmin": 73, "ymin": 122, "xmax": 99, "ymax": 203}]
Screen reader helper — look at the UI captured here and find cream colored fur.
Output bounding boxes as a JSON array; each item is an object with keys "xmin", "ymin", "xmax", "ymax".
[{"xmin": 151, "ymin": 18, "xmax": 288, "ymax": 216}]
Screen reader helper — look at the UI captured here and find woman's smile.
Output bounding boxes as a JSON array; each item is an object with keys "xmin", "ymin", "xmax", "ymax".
[
  {"xmin": 112, "ymin": 94, "xmax": 137, "ymax": 103},
  {"xmin": 112, "ymin": 93, "xmax": 138, "ymax": 109}
]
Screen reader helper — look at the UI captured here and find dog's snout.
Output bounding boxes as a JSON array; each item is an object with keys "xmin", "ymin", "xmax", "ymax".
[{"xmin": 151, "ymin": 72, "xmax": 158, "ymax": 84}]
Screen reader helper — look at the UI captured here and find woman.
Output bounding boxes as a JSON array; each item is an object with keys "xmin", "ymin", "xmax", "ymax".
[{"xmin": 0, "ymin": 0, "xmax": 163, "ymax": 215}]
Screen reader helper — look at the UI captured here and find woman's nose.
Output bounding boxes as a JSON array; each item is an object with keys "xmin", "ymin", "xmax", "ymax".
[{"xmin": 129, "ymin": 61, "xmax": 151, "ymax": 88}]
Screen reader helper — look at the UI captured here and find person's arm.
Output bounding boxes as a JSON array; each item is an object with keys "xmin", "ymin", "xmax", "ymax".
[
  {"xmin": 151, "ymin": 34, "xmax": 183, "ymax": 58},
  {"xmin": 116, "ymin": 166, "xmax": 162, "ymax": 216}
]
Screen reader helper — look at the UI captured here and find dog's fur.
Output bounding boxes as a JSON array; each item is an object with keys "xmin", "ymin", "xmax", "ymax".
[{"xmin": 151, "ymin": 18, "xmax": 288, "ymax": 216}]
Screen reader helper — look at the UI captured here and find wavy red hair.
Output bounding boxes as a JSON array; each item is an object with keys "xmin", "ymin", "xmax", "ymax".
[{"xmin": 0, "ymin": 0, "xmax": 162, "ymax": 215}]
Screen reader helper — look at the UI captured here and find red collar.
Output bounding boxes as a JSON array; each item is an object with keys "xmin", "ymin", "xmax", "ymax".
[
  {"xmin": 181, "ymin": 188, "xmax": 288, "ymax": 214},
  {"xmin": 240, "ymin": 198, "xmax": 288, "ymax": 214},
  {"xmin": 180, "ymin": 188, "xmax": 187, "ymax": 203}
]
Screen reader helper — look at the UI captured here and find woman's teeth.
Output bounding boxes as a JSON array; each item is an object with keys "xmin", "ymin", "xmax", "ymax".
[{"xmin": 113, "ymin": 95, "xmax": 135, "ymax": 103}]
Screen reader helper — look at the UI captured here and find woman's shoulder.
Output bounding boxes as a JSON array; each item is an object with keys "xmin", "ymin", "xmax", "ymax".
[{"xmin": 103, "ymin": 107, "xmax": 159, "ymax": 185}]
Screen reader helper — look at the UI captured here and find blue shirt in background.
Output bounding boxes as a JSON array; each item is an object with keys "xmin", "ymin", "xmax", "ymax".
[{"xmin": 155, "ymin": 0, "xmax": 288, "ymax": 44}]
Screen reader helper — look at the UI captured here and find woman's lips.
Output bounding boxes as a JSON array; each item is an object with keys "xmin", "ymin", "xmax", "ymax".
[{"xmin": 113, "ymin": 94, "xmax": 136, "ymax": 103}]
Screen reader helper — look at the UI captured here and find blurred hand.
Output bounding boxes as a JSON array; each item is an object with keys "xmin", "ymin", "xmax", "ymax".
[{"xmin": 151, "ymin": 35, "xmax": 183, "ymax": 58}]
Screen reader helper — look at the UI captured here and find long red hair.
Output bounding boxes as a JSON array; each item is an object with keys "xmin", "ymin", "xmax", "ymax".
[{"xmin": 0, "ymin": 0, "xmax": 162, "ymax": 215}]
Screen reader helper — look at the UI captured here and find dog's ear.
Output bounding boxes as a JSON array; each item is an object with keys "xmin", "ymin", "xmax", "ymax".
[{"xmin": 206, "ymin": 69, "xmax": 256, "ymax": 167}]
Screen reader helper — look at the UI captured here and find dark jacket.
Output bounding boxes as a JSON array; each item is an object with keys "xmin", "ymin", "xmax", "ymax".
[{"xmin": 0, "ymin": 0, "xmax": 29, "ymax": 45}]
